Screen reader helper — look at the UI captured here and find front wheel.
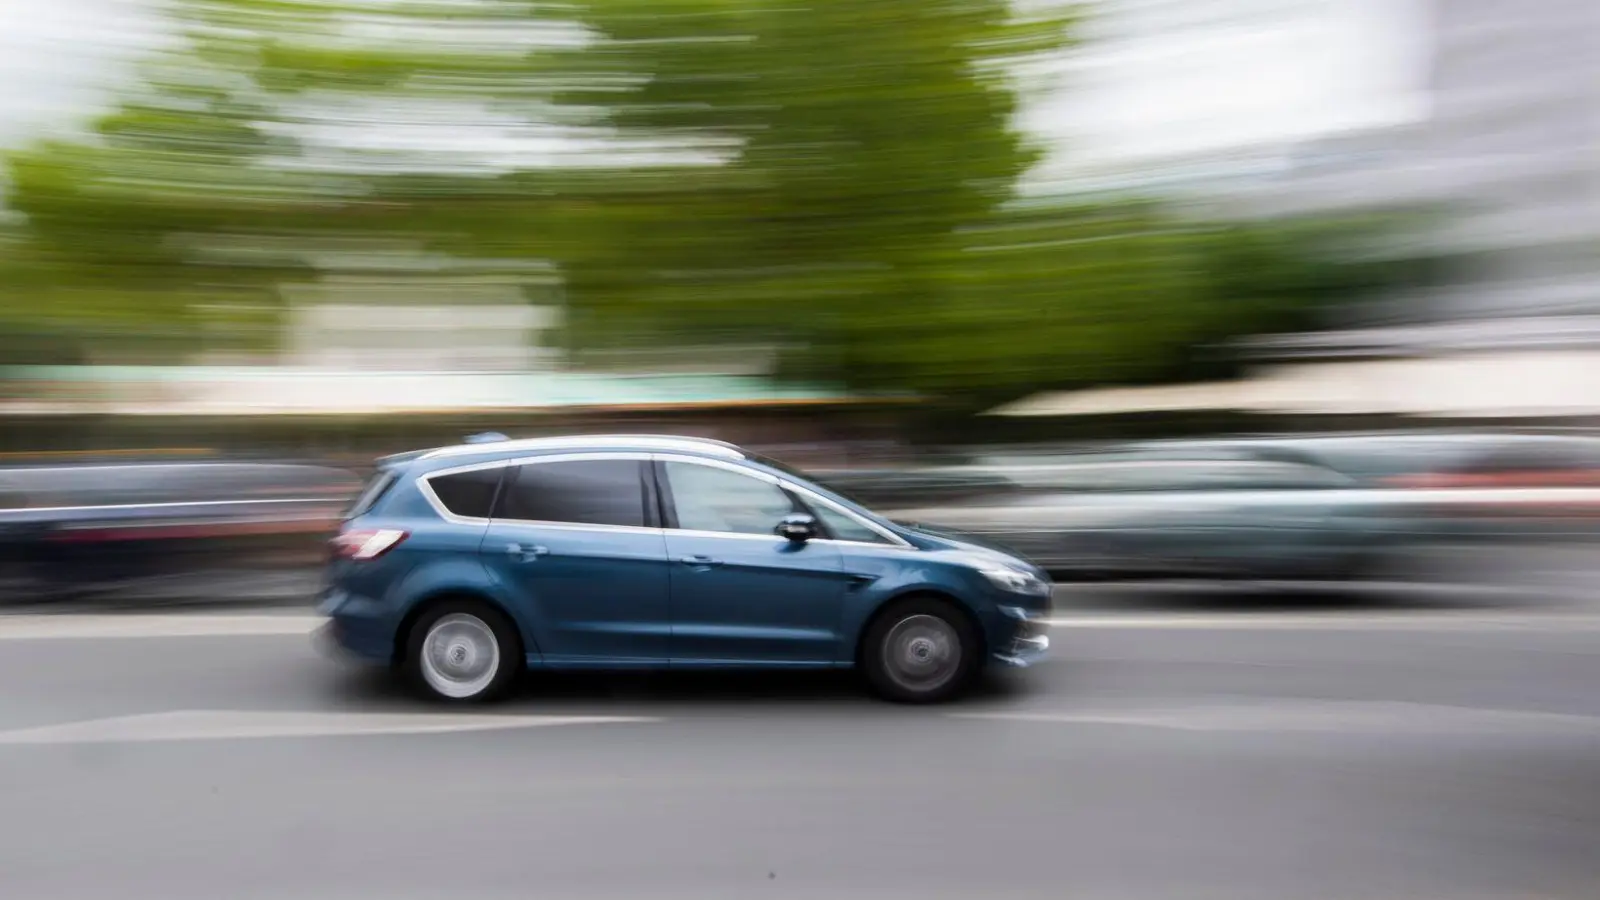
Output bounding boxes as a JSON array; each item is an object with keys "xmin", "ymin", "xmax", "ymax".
[
  {"xmin": 861, "ymin": 598, "xmax": 980, "ymax": 704},
  {"xmin": 403, "ymin": 600, "xmax": 523, "ymax": 703}
]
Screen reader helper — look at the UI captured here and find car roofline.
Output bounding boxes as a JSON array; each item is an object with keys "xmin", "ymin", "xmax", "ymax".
[{"xmin": 413, "ymin": 434, "xmax": 746, "ymax": 463}]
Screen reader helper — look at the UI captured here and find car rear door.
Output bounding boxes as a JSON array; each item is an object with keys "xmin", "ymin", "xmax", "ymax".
[{"xmin": 478, "ymin": 453, "xmax": 672, "ymax": 667}]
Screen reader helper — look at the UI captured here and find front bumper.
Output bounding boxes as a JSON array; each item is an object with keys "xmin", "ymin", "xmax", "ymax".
[{"xmin": 991, "ymin": 605, "xmax": 1051, "ymax": 667}]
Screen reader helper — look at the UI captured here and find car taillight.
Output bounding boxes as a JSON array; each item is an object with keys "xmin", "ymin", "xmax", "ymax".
[{"xmin": 331, "ymin": 529, "xmax": 408, "ymax": 561}]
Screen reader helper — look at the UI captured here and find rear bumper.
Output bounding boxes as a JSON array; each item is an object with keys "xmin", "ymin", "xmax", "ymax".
[
  {"xmin": 315, "ymin": 589, "xmax": 399, "ymax": 663},
  {"xmin": 314, "ymin": 617, "xmax": 395, "ymax": 664}
]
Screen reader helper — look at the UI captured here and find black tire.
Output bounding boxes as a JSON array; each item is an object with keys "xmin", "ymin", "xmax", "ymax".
[
  {"xmin": 860, "ymin": 596, "xmax": 981, "ymax": 704},
  {"xmin": 402, "ymin": 599, "xmax": 524, "ymax": 704}
]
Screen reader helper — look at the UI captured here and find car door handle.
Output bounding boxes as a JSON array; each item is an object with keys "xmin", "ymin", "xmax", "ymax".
[
  {"xmin": 677, "ymin": 555, "xmax": 724, "ymax": 569},
  {"xmin": 506, "ymin": 543, "xmax": 549, "ymax": 563}
]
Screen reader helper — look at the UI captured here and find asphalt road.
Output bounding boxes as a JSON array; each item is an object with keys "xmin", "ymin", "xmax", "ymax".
[{"xmin": 0, "ymin": 609, "xmax": 1597, "ymax": 900}]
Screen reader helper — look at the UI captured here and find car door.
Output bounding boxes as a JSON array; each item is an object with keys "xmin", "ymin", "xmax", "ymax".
[
  {"xmin": 655, "ymin": 455, "xmax": 850, "ymax": 666},
  {"xmin": 479, "ymin": 454, "xmax": 671, "ymax": 667},
  {"xmin": 1146, "ymin": 459, "xmax": 1354, "ymax": 576}
]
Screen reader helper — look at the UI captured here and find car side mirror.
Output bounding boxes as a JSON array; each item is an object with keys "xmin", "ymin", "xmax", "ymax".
[{"xmin": 775, "ymin": 513, "xmax": 818, "ymax": 543}]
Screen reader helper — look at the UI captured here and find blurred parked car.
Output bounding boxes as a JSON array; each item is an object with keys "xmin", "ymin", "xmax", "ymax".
[
  {"xmin": 884, "ymin": 449, "xmax": 1401, "ymax": 580},
  {"xmin": 881, "ymin": 432, "xmax": 1600, "ymax": 580},
  {"xmin": 0, "ymin": 460, "xmax": 359, "ymax": 603},
  {"xmin": 806, "ymin": 466, "xmax": 1023, "ymax": 509}
]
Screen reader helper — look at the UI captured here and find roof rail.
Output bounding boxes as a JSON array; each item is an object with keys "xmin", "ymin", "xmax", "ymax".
[
  {"xmin": 420, "ymin": 433, "xmax": 745, "ymax": 461},
  {"xmin": 598, "ymin": 433, "xmax": 742, "ymax": 450}
]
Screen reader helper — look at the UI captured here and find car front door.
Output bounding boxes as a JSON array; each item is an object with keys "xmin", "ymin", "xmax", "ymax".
[
  {"xmin": 1126, "ymin": 458, "xmax": 1349, "ymax": 576},
  {"xmin": 1211, "ymin": 460, "xmax": 1357, "ymax": 576},
  {"xmin": 479, "ymin": 454, "xmax": 671, "ymax": 667},
  {"xmin": 656, "ymin": 456, "xmax": 849, "ymax": 666}
]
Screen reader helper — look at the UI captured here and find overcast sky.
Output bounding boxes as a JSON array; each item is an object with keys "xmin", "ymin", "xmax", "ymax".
[
  {"xmin": 0, "ymin": 0, "xmax": 1427, "ymax": 167},
  {"xmin": 1029, "ymin": 0, "xmax": 1428, "ymax": 169},
  {"xmin": 0, "ymin": 0, "xmax": 165, "ymax": 145}
]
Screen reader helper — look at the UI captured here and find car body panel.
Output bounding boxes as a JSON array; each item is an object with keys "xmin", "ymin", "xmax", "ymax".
[
  {"xmin": 664, "ymin": 530, "xmax": 850, "ymax": 666},
  {"xmin": 830, "ymin": 537, "xmax": 1048, "ymax": 659},
  {"xmin": 481, "ymin": 520, "xmax": 672, "ymax": 667}
]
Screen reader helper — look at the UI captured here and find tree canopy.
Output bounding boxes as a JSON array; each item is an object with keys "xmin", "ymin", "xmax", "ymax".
[{"xmin": 2, "ymin": 0, "xmax": 1419, "ymax": 406}]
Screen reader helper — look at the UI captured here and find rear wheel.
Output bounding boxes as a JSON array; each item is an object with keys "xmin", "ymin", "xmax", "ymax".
[
  {"xmin": 862, "ymin": 598, "xmax": 980, "ymax": 704},
  {"xmin": 403, "ymin": 600, "xmax": 523, "ymax": 703}
]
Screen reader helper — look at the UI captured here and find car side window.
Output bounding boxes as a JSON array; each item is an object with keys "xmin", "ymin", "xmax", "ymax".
[
  {"xmin": 807, "ymin": 500, "xmax": 890, "ymax": 544},
  {"xmin": 427, "ymin": 467, "xmax": 503, "ymax": 519},
  {"xmin": 663, "ymin": 461, "xmax": 798, "ymax": 536},
  {"xmin": 497, "ymin": 459, "xmax": 647, "ymax": 528}
]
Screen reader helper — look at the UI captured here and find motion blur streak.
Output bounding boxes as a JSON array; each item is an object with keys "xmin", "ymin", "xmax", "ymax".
[{"xmin": 4, "ymin": 0, "xmax": 1600, "ymax": 896}]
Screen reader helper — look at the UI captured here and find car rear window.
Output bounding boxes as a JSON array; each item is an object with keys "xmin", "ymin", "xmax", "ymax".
[
  {"xmin": 497, "ymin": 459, "xmax": 646, "ymax": 528},
  {"xmin": 427, "ymin": 468, "xmax": 503, "ymax": 519},
  {"xmin": 345, "ymin": 469, "xmax": 399, "ymax": 519}
]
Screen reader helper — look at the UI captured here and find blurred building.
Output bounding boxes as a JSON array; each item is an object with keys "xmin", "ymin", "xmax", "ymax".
[
  {"xmin": 1002, "ymin": 0, "xmax": 1600, "ymax": 421},
  {"xmin": 1265, "ymin": 0, "xmax": 1600, "ymax": 329},
  {"xmin": 1026, "ymin": 0, "xmax": 1422, "ymax": 191},
  {"xmin": 1037, "ymin": 0, "xmax": 1598, "ymax": 336},
  {"xmin": 283, "ymin": 301, "xmax": 558, "ymax": 372}
]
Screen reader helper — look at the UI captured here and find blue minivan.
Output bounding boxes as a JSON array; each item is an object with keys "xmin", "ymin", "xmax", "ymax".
[{"xmin": 317, "ymin": 434, "xmax": 1051, "ymax": 703}]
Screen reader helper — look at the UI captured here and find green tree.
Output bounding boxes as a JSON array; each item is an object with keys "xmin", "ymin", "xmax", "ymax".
[
  {"xmin": 3, "ymin": 0, "xmax": 581, "ymax": 361},
  {"xmin": 548, "ymin": 0, "xmax": 1423, "ymax": 410},
  {"xmin": 4, "ymin": 0, "xmax": 1425, "ymax": 408},
  {"xmin": 546, "ymin": 0, "xmax": 1076, "ymax": 392}
]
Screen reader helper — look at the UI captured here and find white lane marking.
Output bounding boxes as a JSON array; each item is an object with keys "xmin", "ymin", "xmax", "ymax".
[
  {"xmin": 0, "ymin": 615, "xmax": 324, "ymax": 640},
  {"xmin": 1043, "ymin": 613, "xmax": 1600, "ymax": 631},
  {"xmin": 952, "ymin": 701, "xmax": 1600, "ymax": 735},
  {"xmin": 2, "ymin": 611, "xmax": 1600, "ymax": 641},
  {"xmin": 0, "ymin": 710, "xmax": 659, "ymax": 745}
]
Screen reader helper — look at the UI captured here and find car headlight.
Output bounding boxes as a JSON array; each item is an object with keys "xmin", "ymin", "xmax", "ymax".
[{"xmin": 979, "ymin": 567, "xmax": 1051, "ymax": 597}]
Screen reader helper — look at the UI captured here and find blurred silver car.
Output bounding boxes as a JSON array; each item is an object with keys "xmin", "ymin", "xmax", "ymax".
[
  {"xmin": 886, "ymin": 452, "xmax": 1393, "ymax": 579},
  {"xmin": 881, "ymin": 432, "xmax": 1600, "ymax": 580}
]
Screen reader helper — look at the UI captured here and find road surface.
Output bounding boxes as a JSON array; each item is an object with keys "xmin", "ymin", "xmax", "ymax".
[{"xmin": 0, "ymin": 609, "xmax": 1597, "ymax": 899}]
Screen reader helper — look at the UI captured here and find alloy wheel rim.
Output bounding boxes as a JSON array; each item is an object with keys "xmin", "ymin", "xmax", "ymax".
[
  {"xmin": 420, "ymin": 613, "xmax": 500, "ymax": 699},
  {"xmin": 882, "ymin": 614, "xmax": 961, "ymax": 693}
]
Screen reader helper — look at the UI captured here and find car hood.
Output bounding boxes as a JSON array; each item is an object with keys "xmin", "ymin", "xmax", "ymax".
[{"xmin": 893, "ymin": 521, "xmax": 1046, "ymax": 578}]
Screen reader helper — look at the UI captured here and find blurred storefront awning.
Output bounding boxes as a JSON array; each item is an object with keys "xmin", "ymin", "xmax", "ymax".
[
  {"xmin": 986, "ymin": 382, "xmax": 1252, "ymax": 417},
  {"xmin": 987, "ymin": 349, "xmax": 1600, "ymax": 419}
]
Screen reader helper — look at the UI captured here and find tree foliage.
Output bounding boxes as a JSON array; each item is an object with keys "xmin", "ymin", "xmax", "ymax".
[{"xmin": 2, "ymin": 0, "xmax": 1420, "ymax": 404}]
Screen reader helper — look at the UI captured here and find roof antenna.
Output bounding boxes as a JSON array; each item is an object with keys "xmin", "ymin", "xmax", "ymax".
[{"xmin": 464, "ymin": 432, "xmax": 509, "ymax": 444}]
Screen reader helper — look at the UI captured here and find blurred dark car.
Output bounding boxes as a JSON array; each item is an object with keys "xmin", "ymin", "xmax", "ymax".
[{"xmin": 0, "ymin": 461, "xmax": 359, "ymax": 603}]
